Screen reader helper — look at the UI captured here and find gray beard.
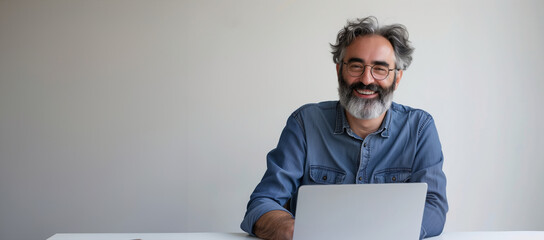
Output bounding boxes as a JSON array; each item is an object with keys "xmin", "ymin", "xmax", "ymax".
[{"xmin": 338, "ymin": 73, "xmax": 396, "ymax": 120}]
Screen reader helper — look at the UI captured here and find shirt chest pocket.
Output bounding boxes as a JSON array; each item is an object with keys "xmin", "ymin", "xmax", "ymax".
[
  {"xmin": 309, "ymin": 165, "xmax": 346, "ymax": 184},
  {"xmin": 373, "ymin": 168, "xmax": 411, "ymax": 183}
]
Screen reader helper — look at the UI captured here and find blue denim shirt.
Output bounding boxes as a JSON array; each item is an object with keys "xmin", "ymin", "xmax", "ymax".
[{"xmin": 241, "ymin": 101, "xmax": 448, "ymax": 239}]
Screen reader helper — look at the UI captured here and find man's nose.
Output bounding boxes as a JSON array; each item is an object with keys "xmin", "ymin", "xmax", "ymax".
[{"xmin": 360, "ymin": 66, "xmax": 375, "ymax": 85}]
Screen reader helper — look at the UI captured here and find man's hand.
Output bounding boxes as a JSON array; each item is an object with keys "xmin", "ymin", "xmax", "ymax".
[{"xmin": 254, "ymin": 210, "xmax": 295, "ymax": 240}]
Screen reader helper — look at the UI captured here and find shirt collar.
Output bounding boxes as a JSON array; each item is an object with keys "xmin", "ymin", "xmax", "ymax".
[
  {"xmin": 334, "ymin": 102, "xmax": 347, "ymax": 134},
  {"xmin": 334, "ymin": 101, "xmax": 392, "ymax": 138}
]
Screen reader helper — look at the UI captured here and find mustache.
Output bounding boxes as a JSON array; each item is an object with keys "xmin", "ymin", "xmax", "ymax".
[{"xmin": 349, "ymin": 82, "xmax": 383, "ymax": 94}]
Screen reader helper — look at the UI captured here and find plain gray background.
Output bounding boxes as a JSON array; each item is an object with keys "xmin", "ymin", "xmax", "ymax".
[{"xmin": 1, "ymin": 1, "xmax": 543, "ymax": 240}]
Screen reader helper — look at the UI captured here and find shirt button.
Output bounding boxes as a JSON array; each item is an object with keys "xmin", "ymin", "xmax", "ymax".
[
  {"xmin": 322, "ymin": 176, "xmax": 327, "ymax": 181},
  {"xmin": 364, "ymin": 143, "xmax": 367, "ymax": 147},
  {"xmin": 358, "ymin": 177, "xmax": 363, "ymax": 181},
  {"xmin": 392, "ymin": 176, "xmax": 397, "ymax": 182}
]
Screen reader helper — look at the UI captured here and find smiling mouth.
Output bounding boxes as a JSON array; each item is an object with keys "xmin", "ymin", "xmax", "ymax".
[{"xmin": 356, "ymin": 89, "xmax": 376, "ymax": 95}]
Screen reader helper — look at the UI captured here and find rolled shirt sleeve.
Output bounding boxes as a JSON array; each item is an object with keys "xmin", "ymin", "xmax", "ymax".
[
  {"xmin": 411, "ymin": 115, "xmax": 448, "ymax": 239},
  {"xmin": 241, "ymin": 113, "xmax": 306, "ymax": 235}
]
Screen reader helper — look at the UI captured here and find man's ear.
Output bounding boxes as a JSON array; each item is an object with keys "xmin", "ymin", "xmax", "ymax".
[
  {"xmin": 394, "ymin": 70, "xmax": 403, "ymax": 89},
  {"xmin": 336, "ymin": 63, "xmax": 340, "ymax": 75}
]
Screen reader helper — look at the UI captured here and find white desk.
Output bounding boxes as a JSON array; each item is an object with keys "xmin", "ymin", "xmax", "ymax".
[
  {"xmin": 48, "ymin": 231, "xmax": 544, "ymax": 240},
  {"xmin": 427, "ymin": 231, "xmax": 544, "ymax": 240},
  {"xmin": 47, "ymin": 233, "xmax": 253, "ymax": 240}
]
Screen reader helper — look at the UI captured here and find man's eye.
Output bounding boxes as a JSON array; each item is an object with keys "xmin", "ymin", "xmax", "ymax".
[
  {"xmin": 350, "ymin": 65, "xmax": 363, "ymax": 70},
  {"xmin": 374, "ymin": 67, "xmax": 387, "ymax": 73}
]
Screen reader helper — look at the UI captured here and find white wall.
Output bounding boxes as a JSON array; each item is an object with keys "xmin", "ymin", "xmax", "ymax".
[{"xmin": 1, "ymin": 1, "xmax": 543, "ymax": 240}]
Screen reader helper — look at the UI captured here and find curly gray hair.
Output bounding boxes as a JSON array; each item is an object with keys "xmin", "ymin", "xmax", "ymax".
[{"xmin": 331, "ymin": 16, "xmax": 414, "ymax": 70}]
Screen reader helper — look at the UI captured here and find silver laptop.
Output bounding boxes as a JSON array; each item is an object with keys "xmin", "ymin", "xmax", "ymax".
[{"xmin": 293, "ymin": 183, "xmax": 427, "ymax": 240}]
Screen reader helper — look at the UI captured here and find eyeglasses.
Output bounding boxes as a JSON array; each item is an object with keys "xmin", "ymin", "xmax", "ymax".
[{"xmin": 343, "ymin": 62, "xmax": 397, "ymax": 80}]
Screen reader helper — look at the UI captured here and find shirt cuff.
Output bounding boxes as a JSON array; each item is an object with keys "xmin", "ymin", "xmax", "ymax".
[
  {"xmin": 240, "ymin": 200, "xmax": 293, "ymax": 236},
  {"xmin": 420, "ymin": 225, "xmax": 427, "ymax": 239}
]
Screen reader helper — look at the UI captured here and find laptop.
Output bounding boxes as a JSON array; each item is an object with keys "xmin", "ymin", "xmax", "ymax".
[{"xmin": 293, "ymin": 183, "xmax": 427, "ymax": 240}]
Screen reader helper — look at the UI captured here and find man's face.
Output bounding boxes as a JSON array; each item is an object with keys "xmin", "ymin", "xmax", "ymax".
[{"xmin": 337, "ymin": 35, "xmax": 402, "ymax": 120}]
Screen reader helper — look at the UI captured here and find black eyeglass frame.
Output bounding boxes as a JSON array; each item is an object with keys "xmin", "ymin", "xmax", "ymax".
[{"xmin": 342, "ymin": 62, "xmax": 398, "ymax": 80}]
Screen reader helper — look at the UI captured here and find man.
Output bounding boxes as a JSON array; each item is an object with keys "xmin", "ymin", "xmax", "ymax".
[{"xmin": 241, "ymin": 16, "xmax": 448, "ymax": 240}]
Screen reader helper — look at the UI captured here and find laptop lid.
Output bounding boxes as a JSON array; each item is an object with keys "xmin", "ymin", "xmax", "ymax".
[{"xmin": 293, "ymin": 183, "xmax": 427, "ymax": 240}]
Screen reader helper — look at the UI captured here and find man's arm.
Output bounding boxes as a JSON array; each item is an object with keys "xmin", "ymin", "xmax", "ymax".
[
  {"xmin": 412, "ymin": 115, "xmax": 449, "ymax": 239},
  {"xmin": 254, "ymin": 210, "xmax": 295, "ymax": 240},
  {"xmin": 241, "ymin": 112, "xmax": 306, "ymax": 236}
]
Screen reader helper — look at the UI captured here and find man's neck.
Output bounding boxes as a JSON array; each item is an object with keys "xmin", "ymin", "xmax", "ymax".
[{"xmin": 345, "ymin": 111, "xmax": 387, "ymax": 139}]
